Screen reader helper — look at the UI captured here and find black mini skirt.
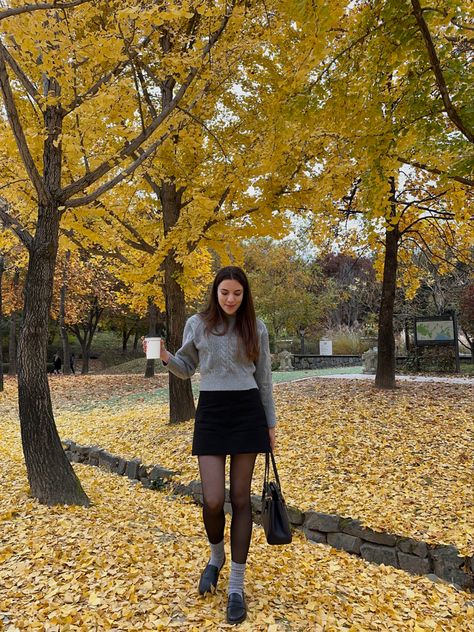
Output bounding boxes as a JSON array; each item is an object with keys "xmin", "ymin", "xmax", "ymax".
[{"xmin": 192, "ymin": 389, "xmax": 271, "ymax": 456}]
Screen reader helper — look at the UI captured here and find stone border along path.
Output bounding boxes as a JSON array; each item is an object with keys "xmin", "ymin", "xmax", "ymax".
[{"xmin": 63, "ymin": 440, "xmax": 474, "ymax": 592}]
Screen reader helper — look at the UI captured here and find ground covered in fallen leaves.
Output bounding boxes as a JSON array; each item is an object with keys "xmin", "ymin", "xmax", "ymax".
[{"xmin": 1, "ymin": 375, "xmax": 473, "ymax": 630}]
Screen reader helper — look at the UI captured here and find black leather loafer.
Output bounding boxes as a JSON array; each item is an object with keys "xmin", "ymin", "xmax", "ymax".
[
  {"xmin": 226, "ymin": 592, "xmax": 246, "ymax": 625},
  {"xmin": 198, "ymin": 563, "xmax": 221, "ymax": 595}
]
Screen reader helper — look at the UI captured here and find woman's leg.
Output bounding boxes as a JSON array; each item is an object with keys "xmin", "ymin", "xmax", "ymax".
[
  {"xmin": 197, "ymin": 455, "xmax": 227, "ymax": 594},
  {"xmin": 229, "ymin": 452, "xmax": 258, "ymax": 564},
  {"xmin": 198, "ymin": 455, "xmax": 226, "ymax": 545}
]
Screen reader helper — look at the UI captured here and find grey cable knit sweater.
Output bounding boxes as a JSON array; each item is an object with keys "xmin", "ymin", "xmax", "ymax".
[{"xmin": 164, "ymin": 314, "xmax": 276, "ymax": 428}]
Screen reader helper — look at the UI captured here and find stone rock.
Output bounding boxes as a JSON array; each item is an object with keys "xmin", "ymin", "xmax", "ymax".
[
  {"xmin": 137, "ymin": 464, "xmax": 148, "ymax": 480},
  {"xmin": 397, "ymin": 552, "xmax": 432, "ymax": 575},
  {"xmin": 114, "ymin": 458, "xmax": 127, "ymax": 476},
  {"xmin": 432, "ymin": 566, "xmax": 474, "ymax": 591},
  {"xmin": 303, "ymin": 528, "xmax": 327, "ymax": 544},
  {"xmin": 429, "ymin": 545, "xmax": 464, "ymax": 567},
  {"xmin": 341, "ymin": 519, "xmax": 397, "ymax": 546},
  {"xmin": 287, "ymin": 506, "xmax": 304, "ymax": 526},
  {"xmin": 327, "ymin": 532, "xmax": 361, "ymax": 554},
  {"xmin": 172, "ymin": 482, "xmax": 191, "ymax": 496},
  {"xmin": 223, "ymin": 502, "xmax": 233, "ymax": 515},
  {"xmin": 62, "ymin": 439, "xmax": 75, "ymax": 451},
  {"xmin": 426, "ymin": 573, "xmax": 442, "ymax": 584},
  {"xmin": 397, "ymin": 538, "xmax": 411, "ymax": 553},
  {"xmin": 149, "ymin": 465, "xmax": 175, "ymax": 480},
  {"xmin": 70, "ymin": 452, "xmax": 81, "ymax": 463},
  {"xmin": 88, "ymin": 447, "xmax": 103, "ymax": 467},
  {"xmin": 431, "ymin": 559, "xmax": 472, "ymax": 588},
  {"xmin": 125, "ymin": 458, "xmax": 141, "ymax": 480},
  {"xmin": 76, "ymin": 445, "xmax": 90, "ymax": 456},
  {"xmin": 99, "ymin": 451, "xmax": 118, "ymax": 472},
  {"xmin": 304, "ymin": 511, "xmax": 340, "ymax": 532},
  {"xmin": 411, "ymin": 541, "xmax": 429, "ymax": 558},
  {"xmin": 277, "ymin": 350, "xmax": 293, "ymax": 371},
  {"xmin": 360, "ymin": 543, "xmax": 399, "ymax": 568},
  {"xmin": 362, "ymin": 348, "xmax": 377, "ymax": 374},
  {"xmin": 470, "ymin": 557, "xmax": 474, "ymax": 573},
  {"xmin": 251, "ymin": 494, "xmax": 262, "ymax": 513},
  {"xmin": 188, "ymin": 480, "xmax": 203, "ymax": 496},
  {"xmin": 140, "ymin": 478, "xmax": 151, "ymax": 489}
]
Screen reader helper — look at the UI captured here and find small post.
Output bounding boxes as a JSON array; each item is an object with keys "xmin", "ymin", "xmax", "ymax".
[
  {"xmin": 452, "ymin": 310, "xmax": 461, "ymax": 373},
  {"xmin": 298, "ymin": 327, "xmax": 306, "ymax": 355}
]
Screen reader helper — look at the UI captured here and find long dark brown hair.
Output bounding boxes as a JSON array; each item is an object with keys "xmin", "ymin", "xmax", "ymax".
[{"xmin": 200, "ymin": 266, "xmax": 259, "ymax": 361}]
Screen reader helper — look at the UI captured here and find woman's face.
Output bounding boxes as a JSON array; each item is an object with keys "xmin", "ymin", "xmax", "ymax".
[{"xmin": 217, "ymin": 279, "xmax": 244, "ymax": 316}]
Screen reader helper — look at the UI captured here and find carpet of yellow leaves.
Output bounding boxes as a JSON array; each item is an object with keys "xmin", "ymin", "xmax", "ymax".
[
  {"xmin": 12, "ymin": 375, "xmax": 470, "ymax": 556},
  {"xmin": 1, "ymin": 376, "xmax": 473, "ymax": 630}
]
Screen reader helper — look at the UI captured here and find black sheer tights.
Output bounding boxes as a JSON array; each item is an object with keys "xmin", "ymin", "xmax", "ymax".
[{"xmin": 198, "ymin": 453, "xmax": 258, "ymax": 564}]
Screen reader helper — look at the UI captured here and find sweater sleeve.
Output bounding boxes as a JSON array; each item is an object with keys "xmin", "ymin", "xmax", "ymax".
[
  {"xmin": 254, "ymin": 322, "xmax": 276, "ymax": 428},
  {"xmin": 163, "ymin": 316, "xmax": 199, "ymax": 379}
]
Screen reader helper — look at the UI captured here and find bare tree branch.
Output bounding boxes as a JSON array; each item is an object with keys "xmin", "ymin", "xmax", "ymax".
[
  {"xmin": 0, "ymin": 1, "xmax": 91, "ymax": 21},
  {"xmin": 60, "ymin": 227, "xmax": 131, "ymax": 264},
  {"xmin": 411, "ymin": 0, "xmax": 474, "ymax": 143},
  {"xmin": 0, "ymin": 46, "xmax": 48, "ymax": 203},
  {"xmin": 0, "ymin": 198, "xmax": 33, "ymax": 248},
  {"xmin": 108, "ymin": 209, "xmax": 155, "ymax": 255},
  {"xmin": 0, "ymin": 42, "xmax": 39, "ymax": 103},
  {"xmin": 177, "ymin": 105, "xmax": 229, "ymax": 160},
  {"xmin": 64, "ymin": 129, "xmax": 171, "ymax": 207},
  {"xmin": 398, "ymin": 156, "xmax": 474, "ymax": 186},
  {"xmin": 60, "ymin": 4, "xmax": 235, "ymax": 202}
]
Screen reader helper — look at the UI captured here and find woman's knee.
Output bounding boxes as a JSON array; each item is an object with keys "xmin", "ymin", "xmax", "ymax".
[
  {"xmin": 230, "ymin": 490, "xmax": 251, "ymax": 512},
  {"xmin": 203, "ymin": 494, "xmax": 225, "ymax": 514}
]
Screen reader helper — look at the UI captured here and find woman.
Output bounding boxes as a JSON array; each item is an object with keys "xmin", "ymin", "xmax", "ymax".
[{"xmin": 157, "ymin": 266, "xmax": 276, "ymax": 625}]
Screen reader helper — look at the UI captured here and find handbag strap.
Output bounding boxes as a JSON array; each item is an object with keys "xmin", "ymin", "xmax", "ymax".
[{"xmin": 264, "ymin": 451, "xmax": 282, "ymax": 489}]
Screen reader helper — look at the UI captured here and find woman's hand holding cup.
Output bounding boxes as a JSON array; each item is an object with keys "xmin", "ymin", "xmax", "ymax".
[{"xmin": 141, "ymin": 336, "xmax": 170, "ymax": 363}]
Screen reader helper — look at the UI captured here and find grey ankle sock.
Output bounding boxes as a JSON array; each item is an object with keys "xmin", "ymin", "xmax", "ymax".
[
  {"xmin": 228, "ymin": 560, "xmax": 245, "ymax": 596},
  {"xmin": 209, "ymin": 539, "xmax": 225, "ymax": 569}
]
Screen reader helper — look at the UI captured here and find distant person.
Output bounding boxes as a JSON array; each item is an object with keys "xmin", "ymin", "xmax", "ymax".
[
  {"xmin": 70, "ymin": 352, "xmax": 76, "ymax": 376},
  {"xmin": 53, "ymin": 352, "xmax": 62, "ymax": 375}
]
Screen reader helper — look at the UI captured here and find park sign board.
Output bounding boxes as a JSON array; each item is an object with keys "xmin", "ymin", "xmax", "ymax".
[{"xmin": 414, "ymin": 315, "xmax": 456, "ymax": 346}]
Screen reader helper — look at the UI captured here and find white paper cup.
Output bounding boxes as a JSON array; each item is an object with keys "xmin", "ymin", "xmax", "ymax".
[{"xmin": 145, "ymin": 337, "xmax": 161, "ymax": 360}]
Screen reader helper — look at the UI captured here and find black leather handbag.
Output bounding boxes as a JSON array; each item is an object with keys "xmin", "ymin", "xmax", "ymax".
[{"xmin": 261, "ymin": 451, "xmax": 292, "ymax": 545}]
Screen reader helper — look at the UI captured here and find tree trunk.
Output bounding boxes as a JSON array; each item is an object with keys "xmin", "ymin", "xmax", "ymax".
[
  {"xmin": 80, "ymin": 339, "xmax": 89, "ymax": 375},
  {"xmin": 122, "ymin": 323, "xmax": 129, "ymax": 352},
  {"xmin": 70, "ymin": 298, "xmax": 102, "ymax": 375},
  {"xmin": 145, "ymin": 299, "xmax": 157, "ymax": 377},
  {"xmin": 0, "ymin": 255, "xmax": 4, "ymax": 392},
  {"xmin": 133, "ymin": 327, "xmax": 139, "ymax": 351},
  {"xmin": 8, "ymin": 314, "xmax": 17, "ymax": 376},
  {"xmin": 161, "ymin": 181, "xmax": 195, "ymax": 423},
  {"xmin": 164, "ymin": 250, "xmax": 196, "ymax": 422},
  {"xmin": 59, "ymin": 250, "xmax": 71, "ymax": 374},
  {"xmin": 8, "ymin": 268, "xmax": 19, "ymax": 376},
  {"xmin": 17, "ymin": 204, "xmax": 89, "ymax": 506},
  {"xmin": 375, "ymin": 218, "xmax": 400, "ymax": 389}
]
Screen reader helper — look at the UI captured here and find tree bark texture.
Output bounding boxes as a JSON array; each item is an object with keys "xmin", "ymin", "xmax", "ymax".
[
  {"xmin": 0, "ymin": 255, "xmax": 4, "ymax": 392},
  {"xmin": 145, "ymin": 299, "xmax": 157, "ymax": 378},
  {"xmin": 17, "ymin": 204, "xmax": 89, "ymax": 506},
  {"xmin": 375, "ymin": 222, "xmax": 400, "ymax": 389},
  {"xmin": 59, "ymin": 250, "xmax": 71, "ymax": 374},
  {"xmin": 8, "ymin": 269, "xmax": 19, "ymax": 376},
  {"xmin": 161, "ymin": 181, "xmax": 196, "ymax": 423},
  {"xmin": 70, "ymin": 298, "xmax": 102, "ymax": 375}
]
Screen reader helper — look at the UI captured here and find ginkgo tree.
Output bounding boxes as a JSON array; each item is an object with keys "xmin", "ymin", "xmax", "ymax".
[
  {"xmin": 61, "ymin": 0, "xmax": 351, "ymax": 421},
  {"xmin": 0, "ymin": 0, "xmax": 257, "ymax": 506},
  {"xmin": 284, "ymin": 0, "xmax": 473, "ymax": 388}
]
